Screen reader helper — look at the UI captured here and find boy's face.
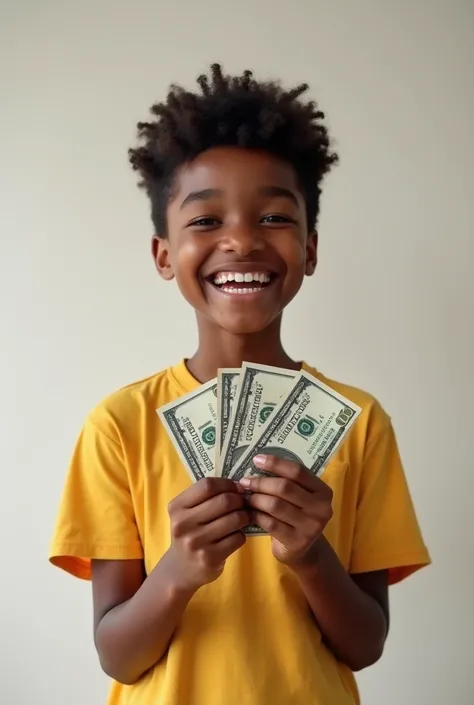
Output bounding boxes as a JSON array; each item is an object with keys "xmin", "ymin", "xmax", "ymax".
[{"xmin": 153, "ymin": 147, "xmax": 317, "ymax": 335}]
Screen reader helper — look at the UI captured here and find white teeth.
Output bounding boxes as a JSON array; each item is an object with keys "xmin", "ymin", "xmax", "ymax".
[
  {"xmin": 212, "ymin": 271, "xmax": 271, "ymax": 285},
  {"xmin": 221, "ymin": 286, "xmax": 264, "ymax": 294}
]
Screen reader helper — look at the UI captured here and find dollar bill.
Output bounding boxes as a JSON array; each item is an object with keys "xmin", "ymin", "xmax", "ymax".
[
  {"xmin": 229, "ymin": 370, "xmax": 362, "ymax": 485},
  {"xmin": 215, "ymin": 369, "xmax": 240, "ymax": 476},
  {"xmin": 157, "ymin": 379, "xmax": 218, "ymax": 482},
  {"xmin": 219, "ymin": 362, "xmax": 297, "ymax": 479}
]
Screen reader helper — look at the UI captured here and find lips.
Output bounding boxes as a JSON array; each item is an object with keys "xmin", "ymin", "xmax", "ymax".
[
  {"xmin": 206, "ymin": 271, "xmax": 278, "ymax": 297},
  {"xmin": 202, "ymin": 262, "xmax": 280, "ymax": 297}
]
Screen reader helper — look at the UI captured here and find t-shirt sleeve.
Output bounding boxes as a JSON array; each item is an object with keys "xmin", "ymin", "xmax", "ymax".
[
  {"xmin": 49, "ymin": 412, "xmax": 144, "ymax": 581},
  {"xmin": 349, "ymin": 413, "xmax": 431, "ymax": 584}
]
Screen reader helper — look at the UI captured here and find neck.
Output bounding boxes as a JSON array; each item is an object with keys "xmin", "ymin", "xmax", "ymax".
[{"xmin": 187, "ymin": 316, "xmax": 299, "ymax": 383}]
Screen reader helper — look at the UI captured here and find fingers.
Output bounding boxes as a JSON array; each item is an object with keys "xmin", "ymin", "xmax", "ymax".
[
  {"xmin": 170, "ymin": 491, "xmax": 248, "ymax": 538},
  {"xmin": 249, "ymin": 491, "xmax": 332, "ymax": 535},
  {"xmin": 173, "ymin": 508, "xmax": 250, "ymax": 545},
  {"xmin": 251, "ymin": 455, "xmax": 330, "ymax": 495},
  {"xmin": 252, "ymin": 510, "xmax": 295, "ymax": 545},
  {"xmin": 239, "ymin": 475, "xmax": 309, "ymax": 508},
  {"xmin": 190, "ymin": 490, "xmax": 246, "ymax": 525},
  {"xmin": 213, "ymin": 530, "xmax": 246, "ymax": 556},
  {"xmin": 247, "ymin": 492, "xmax": 303, "ymax": 526},
  {"xmin": 199, "ymin": 510, "xmax": 250, "ymax": 542},
  {"xmin": 170, "ymin": 477, "xmax": 245, "ymax": 511},
  {"xmin": 239, "ymin": 457, "xmax": 333, "ymax": 549}
]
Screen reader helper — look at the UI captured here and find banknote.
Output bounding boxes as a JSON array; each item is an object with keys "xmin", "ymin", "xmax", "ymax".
[
  {"xmin": 229, "ymin": 369, "xmax": 361, "ymax": 483},
  {"xmin": 215, "ymin": 368, "xmax": 240, "ymax": 475},
  {"xmin": 219, "ymin": 362, "xmax": 297, "ymax": 479},
  {"xmin": 157, "ymin": 378, "xmax": 218, "ymax": 482}
]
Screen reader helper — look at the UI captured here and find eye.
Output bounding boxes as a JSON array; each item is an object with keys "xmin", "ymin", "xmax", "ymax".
[
  {"xmin": 260, "ymin": 214, "xmax": 297, "ymax": 225},
  {"xmin": 187, "ymin": 216, "xmax": 221, "ymax": 228}
]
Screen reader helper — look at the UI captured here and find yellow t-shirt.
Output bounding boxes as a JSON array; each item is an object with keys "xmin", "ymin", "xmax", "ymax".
[{"xmin": 50, "ymin": 360, "xmax": 430, "ymax": 705}]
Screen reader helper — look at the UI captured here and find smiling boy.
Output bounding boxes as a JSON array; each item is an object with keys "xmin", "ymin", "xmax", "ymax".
[{"xmin": 50, "ymin": 64, "xmax": 430, "ymax": 705}]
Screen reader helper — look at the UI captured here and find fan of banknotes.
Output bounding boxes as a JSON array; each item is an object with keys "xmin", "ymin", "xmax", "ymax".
[{"xmin": 158, "ymin": 363, "xmax": 361, "ymax": 534}]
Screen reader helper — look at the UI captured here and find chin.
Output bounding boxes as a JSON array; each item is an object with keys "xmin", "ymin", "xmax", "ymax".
[{"xmin": 215, "ymin": 312, "xmax": 279, "ymax": 336}]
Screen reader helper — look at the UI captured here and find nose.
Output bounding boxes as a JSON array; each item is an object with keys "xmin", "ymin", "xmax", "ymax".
[{"xmin": 217, "ymin": 223, "xmax": 265, "ymax": 256}]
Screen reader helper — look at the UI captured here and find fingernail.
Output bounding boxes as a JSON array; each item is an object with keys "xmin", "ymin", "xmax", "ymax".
[
  {"xmin": 234, "ymin": 481, "xmax": 246, "ymax": 493},
  {"xmin": 239, "ymin": 477, "xmax": 251, "ymax": 488},
  {"xmin": 253, "ymin": 455, "xmax": 267, "ymax": 467}
]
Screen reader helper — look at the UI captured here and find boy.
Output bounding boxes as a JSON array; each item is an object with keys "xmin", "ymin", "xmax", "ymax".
[{"xmin": 50, "ymin": 64, "xmax": 430, "ymax": 705}]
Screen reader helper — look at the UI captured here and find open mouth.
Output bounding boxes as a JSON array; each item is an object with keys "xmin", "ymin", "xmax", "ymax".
[{"xmin": 208, "ymin": 271, "xmax": 277, "ymax": 295}]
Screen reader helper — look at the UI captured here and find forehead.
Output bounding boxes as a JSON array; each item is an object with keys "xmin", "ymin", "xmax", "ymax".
[{"xmin": 171, "ymin": 147, "xmax": 302, "ymax": 202}]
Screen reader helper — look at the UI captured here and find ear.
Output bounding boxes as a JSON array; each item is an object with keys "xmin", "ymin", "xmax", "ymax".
[
  {"xmin": 305, "ymin": 231, "xmax": 318, "ymax": 276},
  {"xmin": 151, "ymin": 235, "xmax": 175, "ymax": 281}
]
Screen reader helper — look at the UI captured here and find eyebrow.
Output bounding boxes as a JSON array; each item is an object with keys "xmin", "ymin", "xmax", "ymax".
[
  {"xmin": 180, "ymin": 189, "xmax": 223, "ymax": 210},
  {"xmin": 257, "ymin": 185, "xmax": 299, "ymax": 207},
  {"xmin": 179, "ymin": 184, "xmax": 299, "ymax": 210}
]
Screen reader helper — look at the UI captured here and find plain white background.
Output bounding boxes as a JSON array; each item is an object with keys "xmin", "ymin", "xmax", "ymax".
[{"xmin": 1, "ymin": 1, "xmax": 473, "ymax": 703}]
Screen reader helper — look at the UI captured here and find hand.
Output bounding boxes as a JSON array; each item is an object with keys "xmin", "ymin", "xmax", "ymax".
[
  {"xmin": 166, "ymin": 477, "xmax": 249, "ymax": 592},
  {"xmin": 239, "ymin": 455, "xmax": 333, "ymax": 566}
]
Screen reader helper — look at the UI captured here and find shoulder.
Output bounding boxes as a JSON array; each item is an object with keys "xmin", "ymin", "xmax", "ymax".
[{"xmin": 86, "ymin": 364, "xmax": 183, "ymax": 440}]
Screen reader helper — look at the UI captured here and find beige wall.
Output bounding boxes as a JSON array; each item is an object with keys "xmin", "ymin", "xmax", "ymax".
[{"xmin": 1, "ymin": 1, "xmax": 473, "ymax": 703}]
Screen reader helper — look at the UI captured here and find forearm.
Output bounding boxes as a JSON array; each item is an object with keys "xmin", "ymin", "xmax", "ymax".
[
  {"xmin": 293, "ymin": 536, "xmax": 388, "ymax": 671},
  {"xmin": 95, "ymin": 550, "xmax": 195, "ymax": 685}
]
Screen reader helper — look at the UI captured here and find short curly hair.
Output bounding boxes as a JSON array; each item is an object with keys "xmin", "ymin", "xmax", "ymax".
[{"xmin": 128, "ymin": 63, "xmax": 338, "ymax": 236}]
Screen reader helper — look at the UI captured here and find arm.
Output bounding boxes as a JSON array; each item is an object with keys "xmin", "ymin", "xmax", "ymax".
[
  {"xmin": 241, "ymin": 454, "xmax": 389, "ymax": 672},
  {"xmin": 92, "ymin": 553, "xmax": 195, "ymax": 685},
  {"xmin": 92, "ymin": 478, "xmax": 249, "ymax": 685},
  {"xmin": 292, "ymin": 538, "xmax": 389, "ymax": 671}
]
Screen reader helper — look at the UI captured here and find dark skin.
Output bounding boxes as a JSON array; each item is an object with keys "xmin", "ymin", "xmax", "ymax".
[{"xmin": 92, "ymin": 147, "xmax": 389, "ymax": 685}]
